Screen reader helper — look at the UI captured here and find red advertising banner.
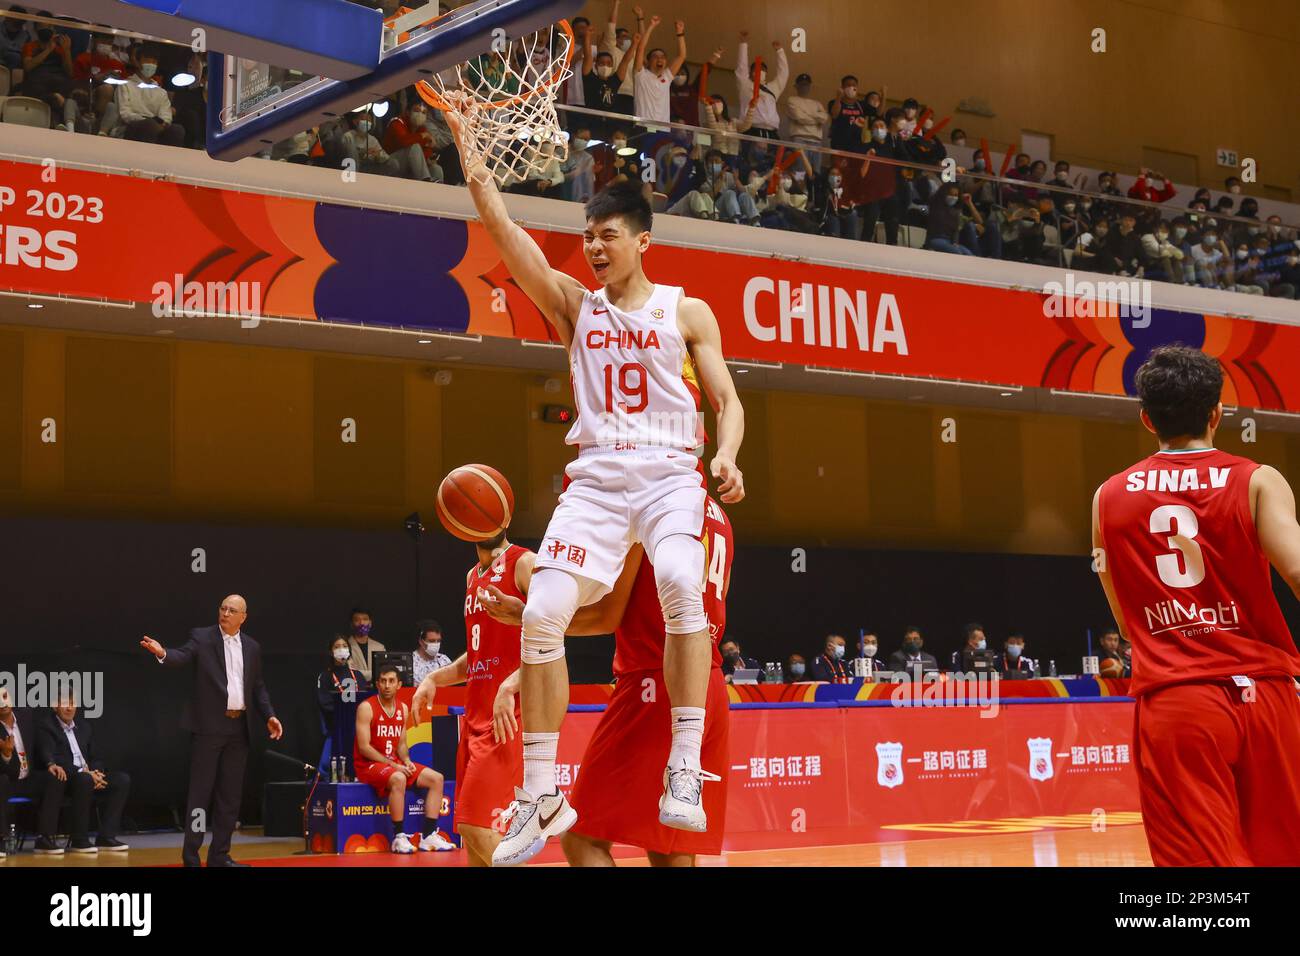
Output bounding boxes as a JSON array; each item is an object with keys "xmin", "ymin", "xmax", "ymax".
[
  {"xmin": 3, "ymin": 158, "xmax": 1295, "ymax": 409},
  {"xmin": 541, "ymin": 701, "xmax": 1138, "ymax": 852}
]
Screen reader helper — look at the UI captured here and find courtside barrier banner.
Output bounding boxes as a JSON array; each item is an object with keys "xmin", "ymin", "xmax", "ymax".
[
  {"xmin": 3, "ymin": 159, "xmax": 1296, "ymax": 408},
  {"xmin": 550, "ymin": 700, "xmax": 1138, "ymax": 851}
]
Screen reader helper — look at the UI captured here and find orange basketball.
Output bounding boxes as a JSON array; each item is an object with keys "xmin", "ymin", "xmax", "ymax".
[
  {"xmin": 435, "ymin": 464, "xmax": 514, "ymax": 541},
  {"xmin": 1099, "ymin": 657, "xmax": 1124, "ymax": 678}
]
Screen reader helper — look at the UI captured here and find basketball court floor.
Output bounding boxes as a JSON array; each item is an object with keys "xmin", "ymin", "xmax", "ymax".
[{"xmin": 2, "ymin": 816, "xmax": 1152, "ymax": 867}]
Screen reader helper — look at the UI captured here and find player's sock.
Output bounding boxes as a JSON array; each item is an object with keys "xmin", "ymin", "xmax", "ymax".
[
  {"xmin": 422, "ymin": 817, "xmax": 438, "ymax": 838},
  {"xmin": 668, "ymin": 707, "xmax": 705, "ymax": 772},
  {"xmin": 522, "ymin": 731, "xmax": 560, "ymax": 797}
]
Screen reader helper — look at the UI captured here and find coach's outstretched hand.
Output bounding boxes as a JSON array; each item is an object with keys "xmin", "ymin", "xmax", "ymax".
[
  {"xmin": 140, "ymin": 636, "xmax": 165, "ymax": 659},
  {"xmin": 711, "ymin": 455, "xmax": 745, "ymax": 504},
  {"xmin": 479, "ymin": 585, "xmax": 525, "ymax": 626}
]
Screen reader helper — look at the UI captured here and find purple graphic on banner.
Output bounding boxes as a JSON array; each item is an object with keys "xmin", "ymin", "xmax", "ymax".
[{"xmin": 313, "ymin": 204, "xmax": 471, "ymax": 330}]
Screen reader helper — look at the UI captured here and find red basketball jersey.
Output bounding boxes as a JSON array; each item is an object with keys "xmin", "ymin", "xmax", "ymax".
[
  {"xmin": 614, "ymin": 496, "xmax": 733, "ymax": 675},
  {"xmin": 354, "ymin": 695, "xmax": 409, "ymax": 765},
  {"xmin": 463, "ymin": 544, "xmax": 527, "ymax": 733},
  {"xmin": 1098, "ymin": 447, "xmax": 1300, "ymax": 696}
]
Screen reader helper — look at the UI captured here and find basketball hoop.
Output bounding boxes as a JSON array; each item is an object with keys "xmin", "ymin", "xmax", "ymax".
[{"xmin": 416, "ymin": 19, "xmax": 574, "ymax": 187}]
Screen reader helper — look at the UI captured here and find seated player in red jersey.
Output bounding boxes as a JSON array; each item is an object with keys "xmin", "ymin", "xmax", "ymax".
[
  {"xmin": 1093, "ymin": 345, "xmax": 1300, "ymax": 867},
  {"xmin": 482, "ymin": 495, "xmax": 734, "ymax": 866},
  {"xmin": 412, "ymin": 525, "xmax": 530, "ymax": 867},
  {"xmin": 354, "ymin": 664, "xmax": 454, "ymax": 854}
]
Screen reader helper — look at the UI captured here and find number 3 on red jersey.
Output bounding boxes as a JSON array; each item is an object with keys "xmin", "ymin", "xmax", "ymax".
[{"xmin": 1148, "ymin": 504, "xmax": 1206, "ymax": 588}]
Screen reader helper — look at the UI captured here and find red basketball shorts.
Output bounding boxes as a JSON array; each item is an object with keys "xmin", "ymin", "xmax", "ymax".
[
  {"xmin": 355, "ymin": 760, "xmax": 431, "ymax": 797},
  {"xmin": 454, "ymin": 722, "xmax": 523, "ymax": 833},
  {"xmin": 569, "ymin": 666, "xmax": 729, "ymax": 857},
  {"xmin": 1134, "ymin": 676, "xmax": 1300, "ymax": 866}
]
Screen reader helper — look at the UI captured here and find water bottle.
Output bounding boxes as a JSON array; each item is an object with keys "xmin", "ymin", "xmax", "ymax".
[
  {"xmin": 765, "ymin": 662, "xmax": 783, "ymax": 684},
  {"xmin": 330, "ymin": 757, "xmax": 339, "ymax": 784},
  {"xmin": 6, "ymin": 824, "xmax": 15, "ymax": 855},
  {"xmin": 1048, "ymin": 659, "xmax": 1058, "ymax": 678}
]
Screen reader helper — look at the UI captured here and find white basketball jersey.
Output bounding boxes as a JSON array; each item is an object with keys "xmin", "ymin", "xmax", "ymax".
[{"xmin": 565, "ymin": 284, "xmax": 705, "ymax": 451}]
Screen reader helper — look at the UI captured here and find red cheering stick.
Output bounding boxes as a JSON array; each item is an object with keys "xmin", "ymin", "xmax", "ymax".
[
  {"xmin": 767, "ymin": 143, "xmax": 786, "ymax": 194},
  {"xmin": 923, "ymin": 115, "xmax": 951, "ymax": 140},
  {"xmin": 915, "ymin": 107, "xmax": 933, "ymax": 130},
  {"xmin": 752, "ymin": 56, "xmax": 763, "ymax": 102},
  {"xmin": 697, "ymin": 61, "xmax": 710, "ymax": 101},
  {"xmin": 979, "ymin": 137, "xmax": 992, "ymax": 171},
  {"xmin": 999, "ymin": 143, "xmax": 1017, "ymax": 178}
]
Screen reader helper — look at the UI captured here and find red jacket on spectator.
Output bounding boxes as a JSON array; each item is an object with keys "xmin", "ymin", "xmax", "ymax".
[
  {"xmin": 72, "ymin": 51, "xmax": 127, "ymax": 82},
  {"xmin": 1127, "ymin": 173, "xmax": 1176, "ymax": 204},
  {"xmin": 382, "ymin": 115, "xmax": 435, "ymax": 160}
]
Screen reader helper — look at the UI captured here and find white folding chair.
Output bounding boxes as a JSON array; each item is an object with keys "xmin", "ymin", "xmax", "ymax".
[{"xmin": 1, "ymin": 95, "xmax": 52, "ymax": 128}]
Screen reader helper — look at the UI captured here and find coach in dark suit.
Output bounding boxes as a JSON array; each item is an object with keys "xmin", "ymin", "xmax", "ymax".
[
  {"xmin": 38, "ymin": 695, "xmax": 132, "ymax": 852},
  {"xmin": 886, "ymin": 626, "xmax": 941, "ymax": 675},
  {"xmin": 141, "ymin": 594, "xmax": 282, "ymax": 867}
]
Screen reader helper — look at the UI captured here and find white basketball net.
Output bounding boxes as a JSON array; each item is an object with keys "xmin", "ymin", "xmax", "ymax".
[{"xmin": 417, "ymin": 21, "xmax": 574, "ymax": 188}]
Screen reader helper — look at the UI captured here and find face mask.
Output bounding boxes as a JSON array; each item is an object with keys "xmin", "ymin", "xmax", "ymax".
[
  {"xmin": 573, "ymin": 138, "xmax": 588, "ymax": 150},
  {"xmin": 672, "ymin": 154, "xmax": 687, "ymax": 167},
  {"xmin": 725, "ymin": 650, "xmax": 741, "ymax": 663},
  {"xmin": 903, "ymin": 641, "xmax": 921, "ymax": 654},
  {"xmin": 872, "ymin": 128, "xmax": 886, "ymax": 142},
  {"xmin": 672, "ymin": 74, "xmax": 687, "ymax": 87},
  {"xmin": 140, "ymin": 63, "xmax": 158, "ymax": 78},
  {"xmin": 425, "ymin": 641, "xmax": 441, "ymax": 656},
  {"xmin": 1237, "ymin": 249, "xmax": 1249, "ymax": 260},
  {"xmin": 1016, "ymin": 163, "xmax": 1030, "ymax": 173},
  {"xmin": 354, "ymin": 623, "xmax": 372, "ymax": 636},
  {"xmin": 1064, "ymin": 203, "xmax": 1076, "ymax": 213},
  {"xmin": 945, "ymin": 195, "xmax": 958, "ymax": 206},
  {"xmin": 973, "ymin": 159, "xmax": 986, "ymax": 171},
  {"xmin": 1247, "ymin": 226, "xmax": 1260, "ymax": 235},
  {"xmin": 1006, "ymin": 645, "xmax": 1022, "ymax": 659},
  {"xmin": 356, "ymin": 120, "xmax": 370, "ymax": 134},
  {"xmin": 831, "ymin": 645, "xmax": 845, "ymax": 660},
  {"xmin": 1203, "ymin": 234, "xmax": 1217, "ymax": 245},
  {"xmin": 760, "ymin": 71, "xmax": 768, "ymax": 85},
  {"xmin": 333, "ymin": 648, "xmax": 350, "ymax": 662},
  {"xmin": 843, "ymin": 87, "xmax": 857, "ymax": 99},
  {"xmin": 862, "ymin": 644, "xmax": 877, "ymax": 658},
  {"xmin": 975, "ymin": 639, "xmax": 987, "ymax": 650},
  {"xmin": 96, "ymin": 43, "xmax": 112, "ymax": 56},
  {"xmin": 790, "ymin": 663, "xmax": 806, "ymax": 677},
  {"xmin": 1174, "ymin": 227, "xmax": 1187, "ymax": 240},
  {"xmin": 1157, "ymin": 231, "xmax": 1169, "ymax": 241},
  {"xmin": 1082, "ymin": 200, "xmax": 1093, "ymax": 210},
  {"xmin": 1056, "ymin": 171, "xmax": 1069, "ymax": 182},
  {"xmin": 409, "ymin": 112, "xmax": 427, "ymax": 128},
  {"xmin": 793, "ymin": 170, "xmax": 806, "ymax": 182},
  {"xmin": 618, "ymin": 37, "xmax": 631, "ymax": 51},
  {"xmin": 829, "ymin": 177, "xmax": 842, "ymax": 190},
  {"xmin": 1206, "ymin": 218, "xmax": 1218, "ymax": 229},
  {"xmin": 709, "ymin": 162, "xmax": 722, "ymax": 175},
  {"xmin": 1229, "ymin": 185, "xmax": 1241, "ymax": 194},
  {"xmin": 596, "ymin": 64, "xmax": 613, "ymax": 79}
]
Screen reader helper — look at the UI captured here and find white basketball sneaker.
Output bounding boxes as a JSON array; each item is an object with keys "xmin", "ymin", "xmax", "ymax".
[
  {"xmin": 659, "ymin": 765, "xmax": 722, "ymax": 832},
  {"xmin": 491, "ymin": 787, "xmax": 577, "ymax": 867},
  {"xmin": 391, "ymin": 832, "xmax": 417, "ymax": 854},
  {"xmin": 419, "ymin": 831, "xmax": 456, "ymax": 852}
]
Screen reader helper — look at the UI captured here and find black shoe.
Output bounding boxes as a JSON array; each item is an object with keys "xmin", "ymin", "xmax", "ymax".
[
  {"xmin": 95, "ymin": 838, "xmax": 130, "ymax": 852},
  {"xmin": 207, "ymin": 858, "xmax": 251, "ymax": 868},
  {"xmin": 34, "ymin": 836, "xmax": 65, "ymax": 856},
  {"xmin": 69, "ymin": 838, "xmax": 99, "ymax": 855}
]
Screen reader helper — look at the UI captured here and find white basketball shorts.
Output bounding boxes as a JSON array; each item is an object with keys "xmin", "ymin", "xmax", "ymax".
[{"xmin": 533, "ymin": 445, "xmax": 707, "ymax": 594}]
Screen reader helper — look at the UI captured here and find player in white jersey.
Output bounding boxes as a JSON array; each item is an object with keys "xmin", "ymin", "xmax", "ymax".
[{"xmin": 444, "ymin": 101, "xmax": 746, "ymax": 867}]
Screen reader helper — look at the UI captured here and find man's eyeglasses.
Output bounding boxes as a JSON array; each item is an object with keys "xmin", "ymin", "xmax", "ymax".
[{"xmin": 219, "ymin": 606, "xmax": 245, "ymax": 615}]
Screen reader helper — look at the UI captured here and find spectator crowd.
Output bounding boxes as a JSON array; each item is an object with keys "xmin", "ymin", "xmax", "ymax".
[{"xmin": 4, "ymin": 0, "xmax": 1297, "ymax": 296}]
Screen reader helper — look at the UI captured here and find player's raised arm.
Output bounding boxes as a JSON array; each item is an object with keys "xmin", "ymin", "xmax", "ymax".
[
  {"xmin": 680, "ymin": 297, "xmax": 745, "ymax": 503},
  {"xmin": 1252, "ymin": 465, "xmax": 1300, "ymax": 600},
  {"xmin": 444, "ymin": 100, "xmax": 586, "ymax": 347},
  {"xmin": 1091, "ymin": 484, "xmax": 1129, "ymax": 643},
  {"xmin": 412, "ymin": 654, "xmax": 468, "ymax": 713}
]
